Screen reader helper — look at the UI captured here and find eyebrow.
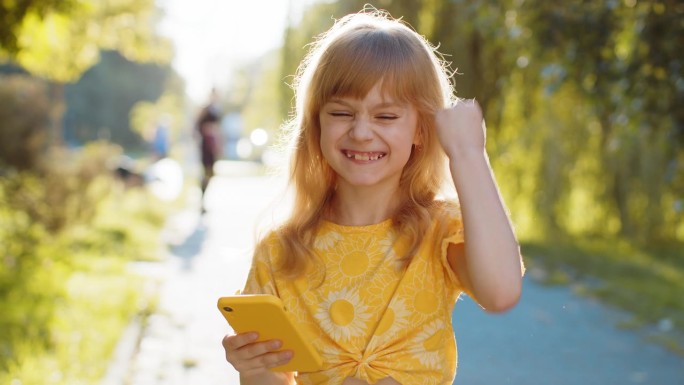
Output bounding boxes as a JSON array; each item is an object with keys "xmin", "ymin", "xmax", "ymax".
[{"xmin": 327, "ymin": 98, "xmax": 404, "ymax": 109}]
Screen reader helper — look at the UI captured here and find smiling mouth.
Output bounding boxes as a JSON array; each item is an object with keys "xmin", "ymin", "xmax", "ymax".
[{"xmin": 343, "ymin": 150, "xmax": 386, "ymax": 161}]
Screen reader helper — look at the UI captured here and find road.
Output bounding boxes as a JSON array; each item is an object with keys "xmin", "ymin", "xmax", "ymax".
[{"xmin": 104, "ymin": 166, "xmax": 684, "ymax": 385}]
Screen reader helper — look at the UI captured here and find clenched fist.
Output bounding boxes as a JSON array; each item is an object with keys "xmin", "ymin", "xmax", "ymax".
[{"xmin": 434, "ymin": 99, "xmax": 486, "ymax": 160}]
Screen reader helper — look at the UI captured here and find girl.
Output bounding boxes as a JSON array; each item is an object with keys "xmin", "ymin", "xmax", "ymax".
[{"xmin": 222, "ymin": 9, "xmax": 523, "ymax": 385}]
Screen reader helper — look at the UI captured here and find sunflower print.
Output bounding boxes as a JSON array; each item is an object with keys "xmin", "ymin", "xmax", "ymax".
[
  {"xmin": 315, "ymin": 287, "xmax": 373, "ymax": 343},
  {"xmin": 241, "ymin": 203, "xmax": 484, "ymax": 385}
]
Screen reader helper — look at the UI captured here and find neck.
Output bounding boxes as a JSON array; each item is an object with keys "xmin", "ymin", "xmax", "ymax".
[{"xmin": 327, "ymin": 183, "xmax": 401, "ymax": 226}]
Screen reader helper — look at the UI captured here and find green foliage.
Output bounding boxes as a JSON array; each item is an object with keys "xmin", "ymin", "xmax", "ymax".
[
  {"xmin": 511, "ymin": 0, "xmax": 684, "ymax": 242},
  {"xmin": 0, "ymin": 203, "xmax": 62, "ymax": 361},
  {"xmin": 0, "ymin": 0, "xmax": 77, "ymax": 54},
  {"xmin": 0, "ymin": 144, "xmax": 169, "ymax": 383},
  {"xmin": 91, "ymin": 187, "xmax": 168, "ymax": 262},
  {"xmin": 1, "ymin": 0, "xmax": 172, "ymax": 83},
  {"xmin": 2, "ymin": 142, "xmax": 120, "ymax": 234}
]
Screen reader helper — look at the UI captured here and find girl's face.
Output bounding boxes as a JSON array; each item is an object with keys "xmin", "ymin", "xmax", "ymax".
[{"xmin": 319, "ymin": 82, "xmax": 419, "ymax": 191}]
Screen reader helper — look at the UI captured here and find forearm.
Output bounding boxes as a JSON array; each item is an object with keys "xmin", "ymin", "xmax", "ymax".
[{"xmin": 450, "ymin": 150, "xmax": 522, "ymax": 311}]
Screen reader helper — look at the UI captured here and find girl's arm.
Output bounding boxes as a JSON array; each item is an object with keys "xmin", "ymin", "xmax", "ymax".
[{"xmin": 435, "ymin": 100, "xmax": 523, "ymax": 312}]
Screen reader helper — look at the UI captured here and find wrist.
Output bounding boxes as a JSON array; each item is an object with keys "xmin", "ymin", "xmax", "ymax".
[
  {"xmin": 448, "ymin": 150, "xmax": 492, "ymax": 186},
  {"xmin": 447, "ymin": 148, "xmax": 488, "ymax": 167}
]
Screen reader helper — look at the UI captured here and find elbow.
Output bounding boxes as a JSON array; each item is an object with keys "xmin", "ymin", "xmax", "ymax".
[
  {"xmin": 482, "ymin": 281, "xmax": 522, "ymax": 314},
  {"xmin": 485, "ymin": 292, "xmax": 520, "ymax": 313}
]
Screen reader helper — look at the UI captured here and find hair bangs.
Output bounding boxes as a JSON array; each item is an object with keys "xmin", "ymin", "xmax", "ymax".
[{"xmin": 313, "ymin": 26, "xmax": 429, "ymax": 106}]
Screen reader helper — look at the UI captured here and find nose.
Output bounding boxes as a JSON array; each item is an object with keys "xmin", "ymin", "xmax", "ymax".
[{"xmin": 349, "ymin": 116, "xmax": 373, "ymax": 141}]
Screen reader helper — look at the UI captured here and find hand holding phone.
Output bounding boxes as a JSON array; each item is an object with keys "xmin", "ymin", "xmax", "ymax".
[
  {"xmin": 222, "ymin": 332, "xmax": 296, "ymax": 380},
  {"xmin": 218, "ymin": 294, "xmax": 324, "ymax": 372}
]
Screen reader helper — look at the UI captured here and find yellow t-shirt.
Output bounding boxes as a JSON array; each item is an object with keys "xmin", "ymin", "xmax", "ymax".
[{"xmin": 242, "ymin": 204, "xmax": 466, "ymax": 385}]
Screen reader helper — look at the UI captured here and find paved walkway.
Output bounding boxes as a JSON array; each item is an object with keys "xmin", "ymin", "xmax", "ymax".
[{"xmin": 105, "ymin": 167, "xmax": 684, "ymax": 385}]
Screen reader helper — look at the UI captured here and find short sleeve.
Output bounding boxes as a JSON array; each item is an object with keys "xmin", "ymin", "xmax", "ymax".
[
  {"xmin": 241, "ymin": 233, "xmax": 279, "ymax": 296},
  {"xmin": 436, "ymin": 203, "xmax": 470, "ymax": 295}
]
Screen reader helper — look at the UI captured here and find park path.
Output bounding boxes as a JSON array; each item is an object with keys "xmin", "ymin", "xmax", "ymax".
[{"xmin": 103, "ymin": 162, "xmax": 684, "ymax": 385}]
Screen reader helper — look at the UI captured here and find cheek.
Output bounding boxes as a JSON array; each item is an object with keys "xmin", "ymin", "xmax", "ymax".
[
  {"xmin": 319, "ymin": 129, "xmax": 336, "ymax": 161},
  {"xmin": 397, "ymin": 128, "xmax": 420, "ymax": 163},
  {"xmin": 398, "ymin": 142, "xmax": 414, "ymax": 163},
  {"xmin": 319, "ymin": 120, "xmax": 345, "ymax": 148}
]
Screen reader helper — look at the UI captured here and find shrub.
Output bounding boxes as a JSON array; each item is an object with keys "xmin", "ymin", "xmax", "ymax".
[
  {"xmin": 0, "ymin": 75, "xmax": 50, "ymax": 171},
  {"xmin": 0, "ymin": 141, "xmax": 170, "ymax": 381}
]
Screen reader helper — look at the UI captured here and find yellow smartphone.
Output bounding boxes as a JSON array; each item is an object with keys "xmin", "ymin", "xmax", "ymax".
[{"xmin": 217, "ymin": 294, "xmax": 324, "ymax": 372}]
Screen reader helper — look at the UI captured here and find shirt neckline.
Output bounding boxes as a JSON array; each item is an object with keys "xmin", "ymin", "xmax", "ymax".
[{"xmin": 320, "ymin": 218, "xmax": 393, "ymax": 232}]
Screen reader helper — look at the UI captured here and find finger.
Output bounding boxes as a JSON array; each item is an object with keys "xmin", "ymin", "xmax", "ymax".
[
  {"xmin": 222, "ymin": 332, "xmax": 258, "ymax": 351},
  {"xmin": 237, "ymin": 338, "xmax": 283, "ymax": 361},
  {"xmin": 258, "ymin": 349, "xmax": 294, "ymax": 369},
  {"xmin": 239, "ymin": 350, "xmax": 295, "ymax": 378},
  {"xmin": 239, "ymin": 349, "xmax": 293, "ymax": 373},
  {"xmin": 230, "ymin": 340, "xmax": 292, "ymax": 373}
]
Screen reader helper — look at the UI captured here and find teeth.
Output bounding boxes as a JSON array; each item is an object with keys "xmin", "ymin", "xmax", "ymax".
[{"xmin": 345, "ymin": 152, "xmax": 384, "ymax": 161}]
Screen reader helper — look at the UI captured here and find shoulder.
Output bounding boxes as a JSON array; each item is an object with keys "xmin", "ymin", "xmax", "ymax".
[{"xmin": 253, "ymin": 230, "xmax": 284, "ymax": 260}]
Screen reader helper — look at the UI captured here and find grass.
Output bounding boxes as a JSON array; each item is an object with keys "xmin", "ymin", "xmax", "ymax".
[
  {"xmin": 521, "ymin": 238, "xmax": 684, "ymax": 353},
  {"xmin": 1, "ymin": 262, "xmax": 150, "ymax": 385}
]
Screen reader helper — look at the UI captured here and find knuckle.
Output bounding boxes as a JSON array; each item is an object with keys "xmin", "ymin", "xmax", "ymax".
[
  {"xmin": 261, "ymin": 353, "xmax": 283, "ymax": 368},
  {"xmin": 247, "ymin": 341, "xmax": 271, "ymax": 357},
  {"xmin": 265, "ymin": 351, "xmax": 292, "ymax": 368},
  {"xmin": 222, "ymin": 335, "xmax": 233, "ymax": 349}
]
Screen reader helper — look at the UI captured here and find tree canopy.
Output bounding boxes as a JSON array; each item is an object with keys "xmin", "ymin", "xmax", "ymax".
[{"xmin": 0, "ymin": 0, "xmax": 172, "ymax": 82}]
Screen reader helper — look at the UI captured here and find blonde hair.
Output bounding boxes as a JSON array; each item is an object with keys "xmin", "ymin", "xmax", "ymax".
[{"xmin": 270, "ymin": 9, "xmax": 456, "ymax": 276}]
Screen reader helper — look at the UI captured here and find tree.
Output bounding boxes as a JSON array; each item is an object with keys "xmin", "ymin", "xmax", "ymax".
[
  {"xmin": 0, "ymin": 0, "xmax": 77, "ymax": 55},
  {"xmin": 1, "ymin": 0, "xmax": 171, "ymax": 82},
  {"xmin": 0, "ymin": 0, "xmax": 174, "ymax": 148}
]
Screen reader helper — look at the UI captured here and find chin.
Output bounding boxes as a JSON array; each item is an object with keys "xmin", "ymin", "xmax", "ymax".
[{"xmin": 341, "ymin": 174, "xmax": 393, "ymax": 188}]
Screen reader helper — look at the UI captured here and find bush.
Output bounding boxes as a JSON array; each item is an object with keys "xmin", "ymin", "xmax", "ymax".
[
  {"xmin": 0, "ymin": 142, "xmax": 171, "ymax": 382},
  {"xmin": 0, "ymin": 75, "xmax": 50, "ymax": 171}
]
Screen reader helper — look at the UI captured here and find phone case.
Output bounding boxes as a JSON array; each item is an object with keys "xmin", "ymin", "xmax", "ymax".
[{"xmin": 217, "ymin": 294, "xmax": 324, "ymax": 372}]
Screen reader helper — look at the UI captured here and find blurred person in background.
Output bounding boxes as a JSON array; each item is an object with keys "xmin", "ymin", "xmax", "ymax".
[
  {"xmin": 196, "ymin": 88, "xmax": 222, "ymax": 212},
  {"xmin": 151, "ymin": 113, "xmax": 171, "ymax": 160}
]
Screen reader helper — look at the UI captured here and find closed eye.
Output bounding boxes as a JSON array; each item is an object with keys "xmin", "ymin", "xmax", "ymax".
[
  {"xmin": 329, "ymin": 112, "xmax": 353, "ymax": 118},
  {"xmin": 377, "ymin": 115, "xmax": 398, "ymax": 120}
]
